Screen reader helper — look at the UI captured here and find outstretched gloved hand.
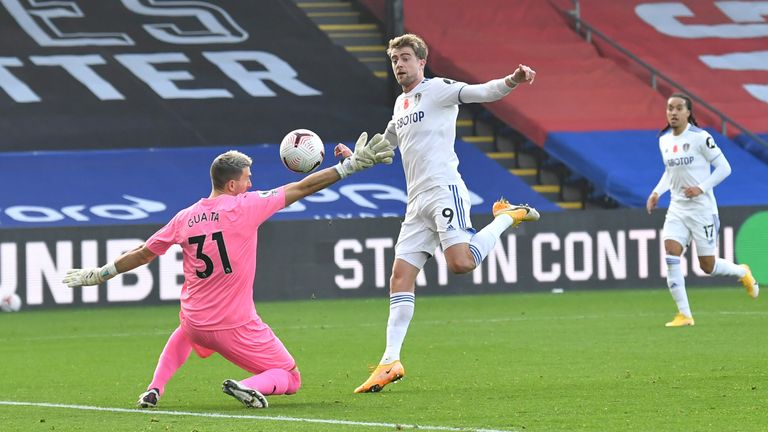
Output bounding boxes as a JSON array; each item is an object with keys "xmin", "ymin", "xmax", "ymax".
[
  {"xmin": 62, "ymin": 263, "xmax": 118, "ymax": 288},
  {"xmin": 334, "ymin": 132, "xmax": 394, "ymax": 178}
]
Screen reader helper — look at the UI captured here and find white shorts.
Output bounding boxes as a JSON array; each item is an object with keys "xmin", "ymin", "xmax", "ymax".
[
  {"xmin": 395, "ymin": 184, "xmax": 475, "ymax": 269},
  {"xmin": 662, "ymin": 210, "xmax": 720, "ymax": 256}
]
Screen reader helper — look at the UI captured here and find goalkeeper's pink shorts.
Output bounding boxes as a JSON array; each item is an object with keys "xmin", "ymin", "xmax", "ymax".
[{"xmin": 182, "ymin": 317, "xmax": 296, "ymax": 374}]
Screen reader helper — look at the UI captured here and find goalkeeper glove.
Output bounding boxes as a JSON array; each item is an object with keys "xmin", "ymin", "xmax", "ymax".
[
  {"xmin": 371, "ymin": 133, "xmax": 395, "ymax": 165},
  {"xmin": 63, "ymin": 263, "xmax": 119, "ymax": 287},
  {"xmin": 334, "ymin": 132, "xmax": 394, "ymax": 178}
]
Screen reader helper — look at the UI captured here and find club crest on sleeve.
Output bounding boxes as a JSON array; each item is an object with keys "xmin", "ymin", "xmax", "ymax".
[{"xmin": 258, "ymin": 189, "xmax": 278, "ymax": 197}]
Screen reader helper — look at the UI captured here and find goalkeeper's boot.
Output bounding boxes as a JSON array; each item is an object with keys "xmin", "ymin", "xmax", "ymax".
[
  {"xmin": 492, "ymin": 198, "xmax": 540, "ymax": 227},
  {"xmin": 137, "ymin": 388, "xmax": 160, "ymax": 408},
  {"xmin": 353, "ymin": 360, "xmax": 405, "ymax": 393},
  {"xmin": 665, "ymin": 313, "xmax": 695, "ymax": 327},
  {"xmin": 222, "ymin": 379, "xmax": 268, "ymax": 408},
  {"xmin": 739, "ymin": 264, "xmax": 759, "ymax": 299}
]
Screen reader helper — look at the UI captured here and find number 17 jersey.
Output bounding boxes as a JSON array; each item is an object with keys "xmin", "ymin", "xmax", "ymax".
[{"xmin": 145, "ymin": 188, "xmax": 286, "ymax": 330}]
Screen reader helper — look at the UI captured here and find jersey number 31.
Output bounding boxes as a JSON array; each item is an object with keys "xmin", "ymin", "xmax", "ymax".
[{"xmin": 188, "ymin": 231, "xmax": 233, "ymax": 279}]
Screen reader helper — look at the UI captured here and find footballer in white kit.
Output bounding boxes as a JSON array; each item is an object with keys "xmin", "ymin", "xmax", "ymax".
[
  {"xmin": 354, "ymin": 33, "xmax": 540, "ymax": 394},
  {"xmin": 647, "ymin": 94, "xmax": 758, "ymax": 328},
  {"xmin": 384, "ymin": 77, "xmax": 479, "ymax": 267},
  {"xmin": 656, "ymin": 123, "xmax": 724, "ymax": 256}
]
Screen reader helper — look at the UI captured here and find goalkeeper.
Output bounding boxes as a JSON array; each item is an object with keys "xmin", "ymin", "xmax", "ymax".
[{"xmin": 63, "ymin": 133, "xmax": 393, "ymax": 409}]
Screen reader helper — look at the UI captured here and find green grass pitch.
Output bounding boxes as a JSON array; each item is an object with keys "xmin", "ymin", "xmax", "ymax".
[{"xmin": 1, "ymin": 287, "xmax": 765, "ymax": 432}]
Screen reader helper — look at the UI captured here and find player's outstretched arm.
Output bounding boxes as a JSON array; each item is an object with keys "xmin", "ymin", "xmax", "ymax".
[
  {"xmin": 284, "ymin": 132, "xmax": 393, "ymax": 206},
  {"xmin": 460, "ymin": 64, "xmax": 536, "ymax": 104},
  {"xmin": 63, "ymin": 244, "xmax": 157, "ymax": 287},
  {"xmin": 334, "ymin": 132, "xmax": 393, "ymax": 177}
]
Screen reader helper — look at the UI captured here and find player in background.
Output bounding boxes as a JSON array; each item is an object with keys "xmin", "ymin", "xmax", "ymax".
[
  {"xmin": 352, "ymin": 33, "xmax": 540, "ymax": 393},
  {"xmin": 63, "ymin": 133, "xmax": 394, "ymax": 408},
  {"xmin": 647, "ymin": 93, "xmax": 759, "ymax": 327}
]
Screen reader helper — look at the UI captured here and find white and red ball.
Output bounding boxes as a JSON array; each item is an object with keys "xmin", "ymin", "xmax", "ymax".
[
  {"xmin": 1, "ymin": 293, "xmax": 21, "ymax": 312},
  {"xmin": 279, "ymin": 129, "xmax": 325, "ymax": 173}
]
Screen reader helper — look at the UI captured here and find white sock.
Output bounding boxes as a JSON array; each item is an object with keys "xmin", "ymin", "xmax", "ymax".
[
  {"xmin": 380, "ymin": 292, "xmax": 415, "ymax": 364},
  {"xmin": 666, "ymin": 255, "xmax": 691, "ymax": 317},
  {"xmin": 468, "ymin": 215, "xmax": 513, "ymax": 266},
  {"xmin": 710, "ymin": 258, "xmax": 746, "ymax": 278}
]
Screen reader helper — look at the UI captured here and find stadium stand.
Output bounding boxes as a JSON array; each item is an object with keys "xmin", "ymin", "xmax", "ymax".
[
  {"xmin": 0, "ymin": 0, "xmax": 392, "ymax": 152},
  {"xmin": 402, "ymin": 0, "xmax": 666, "ymax": 144},
  {"xmin": 294, "ymin": 0, "xmax": 390, "ymax": 80},
  {"xmin": 314, "ymin": 0, "xmax": 603, "ymax": 208},
  {"xmin": 550, "ymin": 0, "xmax": 768, "ymax": 164},
  {"xmin": 383, "ymin": 0, "xmax": 768, "ymax": 209},
  {"xmin": 2, "ymin": 1, "xmax": 764, "ymax": 212},
  {"xmin": 545, "ymin": 129, "xmax": 768, "ymax": 208},
  {"xmin": 574, "ymin": 0, "xmax": 768, "ymax": 137},
  {"xmin": 0, "ymin": 0, "xmax": 558, "ymax": 230}
]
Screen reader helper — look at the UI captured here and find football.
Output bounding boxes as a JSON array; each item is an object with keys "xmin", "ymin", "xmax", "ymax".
[
  {"xmin": 1, "ymin": 293, "xmax": 22, "ymax": 312},
  {"xmin": 279, "ymin": 129, "xmax": 325, "ymax": 173}
]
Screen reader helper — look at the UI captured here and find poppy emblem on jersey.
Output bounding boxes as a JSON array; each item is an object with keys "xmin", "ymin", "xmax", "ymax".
[
  {"xmin": 403, "ymin": 98, "xmax": 409, "ymax": 109},
  {"xmin": 673, "ymin": 145, "xmax": 678, "ymax": 153},
  {"xmin": 683, "ymin": 143, "xmax": 690, "ymax": 152}
]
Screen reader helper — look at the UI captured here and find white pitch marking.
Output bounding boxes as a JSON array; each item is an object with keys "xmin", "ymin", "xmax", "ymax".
[{"xmin": 0, "ymin": 400, "xmax": 517, "ymax": 432}]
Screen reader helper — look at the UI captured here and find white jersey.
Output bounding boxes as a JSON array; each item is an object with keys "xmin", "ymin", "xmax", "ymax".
[
  {"xmin": 384, "ymin": 77, "xmax": 467, "ymax": 198},
  {"xmin": 658, "ymin": 124, "xmax": 723, "ymax": 214}
]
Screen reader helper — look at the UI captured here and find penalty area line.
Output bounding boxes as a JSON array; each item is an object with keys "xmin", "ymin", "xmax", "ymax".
[{"xmin": 0, "ymin": 400, "xmax": 517, "ymax": 432}]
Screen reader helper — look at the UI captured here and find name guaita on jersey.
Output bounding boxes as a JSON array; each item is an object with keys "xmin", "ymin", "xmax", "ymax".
[
  {"xmin": 396, "ymin": 110, "xmax": 425, "ymax": 129},
  {"xmin": 188, "ymin": 211, "xmax": 220, "ymax": 227}
]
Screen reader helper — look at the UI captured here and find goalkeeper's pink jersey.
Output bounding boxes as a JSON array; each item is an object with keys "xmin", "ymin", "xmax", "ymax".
[{"xmin": 146, "ymin": 187, "xmax": 285, "ymax": 330}]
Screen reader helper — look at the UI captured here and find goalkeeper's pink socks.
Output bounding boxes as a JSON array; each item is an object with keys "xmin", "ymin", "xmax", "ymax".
[
  {"xmin": 242, "ymin": 368, "xmax": 301, "ymax": 395},
  {"xmin": 148, "ymin": 326, "xmax": 192, "ymax": 395}
]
